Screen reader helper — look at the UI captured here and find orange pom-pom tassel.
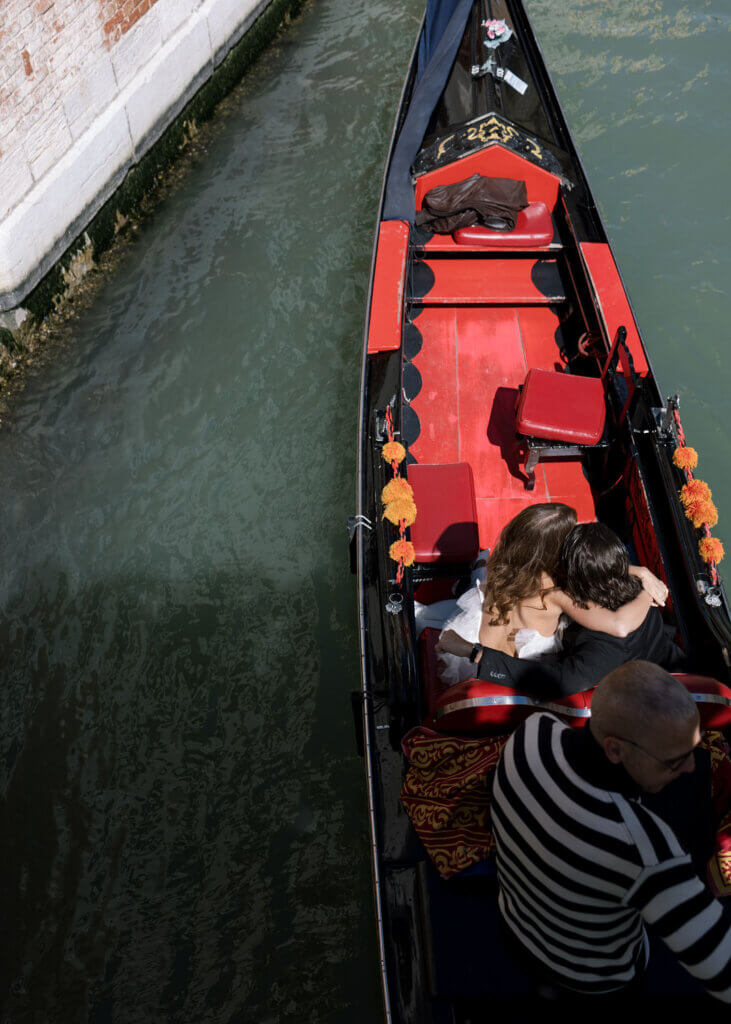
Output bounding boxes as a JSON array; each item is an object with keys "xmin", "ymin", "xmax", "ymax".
[
  {"xmin": 699, "ymin": 537, "xmax": 724, "ymax": 564},
  {"xmin": 684, "ymin": 498, "xmax": 719, "ymax": 530},
  {"xmin": 382, "ymin": 498, "xmax": 417, "ymax": 527},
  {"xmin": 390, "ymin": 539, "xmax": 415, "ymax": 566},
  {"xmin": 680, "ymin": 480, "xmax": 712, "ymax": 507},
  {"xmin": 673, "ymin": 446, "xmax": 698, "ymax": 471},
  {"xmin": 382, "ymin": 478, "xmax": 414, "ymax": 504},
  {"xmin": 382, "ymin": 441, "xmax": 406, "ymax": 464}
]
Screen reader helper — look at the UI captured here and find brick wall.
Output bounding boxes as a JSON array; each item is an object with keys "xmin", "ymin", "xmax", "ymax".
[
  {"xmin": 1, "ymin": 1, "xmax": 104, "ymax": 215},
  {"xmin": 0, "ymin": 0, "xmax": 204, "ymax": 219},
  {"xmin": 0, "ymin": 0, "xmax": 273, "ymax": 311},
  {"xmin": 100, "ymin": 0, "xmax": 162, "ymax": 46}
]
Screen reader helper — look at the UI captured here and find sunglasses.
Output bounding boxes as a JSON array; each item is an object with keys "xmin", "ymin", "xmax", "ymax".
[{"xmin": 615, "ymin": 734, "xmax": 701, "ymax": 772}]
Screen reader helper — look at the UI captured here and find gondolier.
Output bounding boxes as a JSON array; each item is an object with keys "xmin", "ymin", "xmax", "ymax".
[{"xmin": 492, "ymin": 662, "xmax": 731, "ymax": 1000}]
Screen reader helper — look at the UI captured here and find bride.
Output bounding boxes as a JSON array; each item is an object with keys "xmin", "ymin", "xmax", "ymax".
[{"xmin": 429, "ymin": 502, "xmax": 666, "ymax": 684}]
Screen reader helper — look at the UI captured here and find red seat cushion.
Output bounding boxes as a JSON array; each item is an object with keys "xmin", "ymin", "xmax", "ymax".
[
  {"xmin": 516, "ymin": 368, "xmax": 606, "ymax": 444},
  {"xmin": 409, "ymin": 462, "xmax": 479, "ymax": 564},
  {"xmin": 453, "ymin": 202, "xmax": 554, "ymax": 248}
]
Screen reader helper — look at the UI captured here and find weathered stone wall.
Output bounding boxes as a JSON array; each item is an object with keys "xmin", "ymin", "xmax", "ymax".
[{"xmin": 0, "ymin": 0, "xmax": 290, "ymax": 316}]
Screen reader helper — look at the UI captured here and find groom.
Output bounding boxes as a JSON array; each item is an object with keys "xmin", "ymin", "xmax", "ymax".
[
  {"xmin": 436, "ymin": 525, "xmax": 684, "ymax": 698},
  {"xmin": 437, "ymin": 610, "xmax": 683, "ymax": 697}
]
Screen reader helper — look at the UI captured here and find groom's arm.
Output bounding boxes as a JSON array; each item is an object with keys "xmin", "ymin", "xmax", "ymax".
[{"xmin": 475, "ymin": 630, "xmax": 626, "ymax": 697}]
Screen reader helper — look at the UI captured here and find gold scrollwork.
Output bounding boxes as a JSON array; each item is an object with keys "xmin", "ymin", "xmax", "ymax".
[
  {"xmin": 436, "ymin": 134, "xmax": 455, "ymax": 160},
  {"xmin": 430, "ymin": 114, "xmax": 549, "ymax": 172}
]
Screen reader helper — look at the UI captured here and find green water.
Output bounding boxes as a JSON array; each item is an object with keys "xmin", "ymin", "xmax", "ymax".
[
  {"xmin": 0, "ymin": 1, "xmax": 727, "ymax": 1020},
  {"xmin": 529, "ymin": 0, "xmax": 730, "ymax": 513}
]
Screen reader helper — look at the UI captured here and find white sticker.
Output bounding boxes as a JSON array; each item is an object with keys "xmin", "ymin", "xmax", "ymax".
[{"xmin": 499, "ymin": 68, "xmax": 528, "ymax": 95}]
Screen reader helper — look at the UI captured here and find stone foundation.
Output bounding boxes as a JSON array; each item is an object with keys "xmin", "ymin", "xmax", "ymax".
[{"xmin": 0, "ymin": 0, "xmax": 304, "ymax": 334}]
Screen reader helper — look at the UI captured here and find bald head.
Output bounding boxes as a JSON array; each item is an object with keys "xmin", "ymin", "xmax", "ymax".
[{"xmin": 590, "ymin": 661, "xmax": 698, "ymax": 743}]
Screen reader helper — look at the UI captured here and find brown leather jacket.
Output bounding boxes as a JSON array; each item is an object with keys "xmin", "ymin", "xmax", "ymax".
[{"xmin": 415, "ymin": 173, "xmax": 528, "ymax": 233}]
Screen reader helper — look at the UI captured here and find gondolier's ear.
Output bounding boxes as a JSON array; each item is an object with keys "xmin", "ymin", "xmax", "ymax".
[{"xmin": 602, "ymin": 737, "xmax": 624, "ymax": 764}]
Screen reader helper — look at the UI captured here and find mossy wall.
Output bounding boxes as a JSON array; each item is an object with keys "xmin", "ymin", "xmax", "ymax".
[{"xmin": 19, "ymin": 0, "xmax": 305, "ymax": 328}]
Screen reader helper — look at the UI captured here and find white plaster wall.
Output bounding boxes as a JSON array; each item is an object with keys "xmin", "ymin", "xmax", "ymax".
[{"xmin": 0, "ymin": 0, "xmax": 273, "ymax": 310}]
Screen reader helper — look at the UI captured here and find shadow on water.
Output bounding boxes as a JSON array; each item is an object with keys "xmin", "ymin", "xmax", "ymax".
[
  {"xmin": 0, "ymin": 565, "xmax": 376, "ymax": 1022},
  {"xmin": 0, "ymin": 0, "xmax": 728, "ymax": 1021}
]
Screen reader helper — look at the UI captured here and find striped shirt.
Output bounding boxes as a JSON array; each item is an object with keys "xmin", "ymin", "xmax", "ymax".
[{"xmin": 491, "ymin": 713, "xmax": 731, "ymax": 1000}]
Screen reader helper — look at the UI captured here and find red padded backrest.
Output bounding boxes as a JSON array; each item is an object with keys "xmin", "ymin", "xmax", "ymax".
[
  {"xmin": 429, "ymin": 678, "xmax": 592, "ymax": 734},
  {"xmin": 419, "ymin": 627, "xmax": 451, "ymax": 719},
  {"xmin": 673, "ymin": 674, "xmax": 731, "ymax": 729},
  {"xmin": 415, "ymin": 145, "xmax": 561, "ymax": 211}
]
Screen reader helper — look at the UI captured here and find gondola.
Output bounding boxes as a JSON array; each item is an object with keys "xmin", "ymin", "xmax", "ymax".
[{"xmin": 350, "ymin": 2, "xmax": 731, "ymax": 1020}]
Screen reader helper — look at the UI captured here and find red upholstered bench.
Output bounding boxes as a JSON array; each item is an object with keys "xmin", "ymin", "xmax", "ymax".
[
  {"xmin": 417, "ymin": 632, "xmax": 731, "ymax": 735},
  {"xmin": 418, "ymin": 627, "xmax": 592, "ymax": 731},
  {"xmin": 408, "ymin": 462, "xmax": 479, "ymax": 565},
  {"xmin": 453, "ymin": 201, "xmax": 554, "ymax": 249}
]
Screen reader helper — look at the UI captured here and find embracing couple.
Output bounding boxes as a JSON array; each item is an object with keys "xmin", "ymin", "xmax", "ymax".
[{"xmin": 434, "ymin": 502, "xmax": 684, "ymax": 698}]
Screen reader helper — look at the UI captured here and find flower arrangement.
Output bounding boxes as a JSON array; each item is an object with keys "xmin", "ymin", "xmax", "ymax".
[
  {"xmin": 483, "ymin": 18, "xmax": 508, "ymax": 40},
  {"xmin": 389, "ymin": 539, "xmax": 415, "ymax": 567},
  {"xmin": 381, "ymin": 407, "xmax": 416, "ymax": 583},
  {"xmin": 383, "ymin": 498, "xmax": 417, "ymax": 528},
  {"xmin": 382, "ymin": 478, "xmax": 414, "ymax": 504},
  {"xmin": 673, "ymin": 431, "xmax": 723, "ymax": 569},
  {"xmin": 699, "ymin": 537, "xmax": 725, "ymax": 565},
  {"xmin": 672, "ymin": 446, "xmax": 698, "ymax": 471}
]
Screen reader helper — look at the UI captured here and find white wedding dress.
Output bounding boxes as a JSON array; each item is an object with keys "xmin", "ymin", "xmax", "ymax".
[{"xmin": 414, "ymin": 561, "xmax": 566, "ymax": 685}]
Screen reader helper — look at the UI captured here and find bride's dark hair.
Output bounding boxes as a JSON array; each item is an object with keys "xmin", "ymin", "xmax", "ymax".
[
  {"xmin": 482, "ymin": 502, "xmax": 577, "ymax": 626},
  {"xmin": 557, "ymin": 523, "xmax": 642, "ymax": 610}
]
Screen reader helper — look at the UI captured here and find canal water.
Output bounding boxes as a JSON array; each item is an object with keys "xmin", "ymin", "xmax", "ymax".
[{"xmin": 0, "ymin": 1, "xmax": 727, "ymax": 1021}]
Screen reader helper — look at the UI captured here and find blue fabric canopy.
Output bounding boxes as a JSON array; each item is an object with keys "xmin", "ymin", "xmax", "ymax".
[
  {"xmin": 416, "ymin": 0, "xmax": 464, "ymax": 79},
  {"xmin": 383, "ymin": 0, "xmax": 473, "ymax": 223}
]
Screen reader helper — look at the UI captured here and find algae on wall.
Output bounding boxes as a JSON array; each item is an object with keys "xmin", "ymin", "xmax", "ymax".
[{"xmin": 0, "ymin": 0, "xmax": 306, "ymax": 403}]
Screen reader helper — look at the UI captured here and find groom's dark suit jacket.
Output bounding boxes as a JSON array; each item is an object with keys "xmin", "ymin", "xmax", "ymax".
[{"xmin": 476, "ymin": 607, "xmax": 685, "ymax": 697}]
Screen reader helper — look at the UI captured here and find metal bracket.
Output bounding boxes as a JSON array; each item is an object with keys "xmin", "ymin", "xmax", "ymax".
[
  {"xmin": 471, "ymin": 56, "xmax": 496, "ymax": 78},
  {"xmin": 653, "ymin": 393, "xmax": 679, "ymax": 438},
  {"xmin": 374, "ymin": 404, "xmax": 399, "ymax": 443},
  {"xmin": 347, "ymin": 515, "xmax": 372, "ymax": 543},
  {"xmin": 697, "ymin": 577, "xmax": 722, "ymax": 607}
]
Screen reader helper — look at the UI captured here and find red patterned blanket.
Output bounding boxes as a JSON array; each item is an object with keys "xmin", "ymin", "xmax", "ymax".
[
  {"xmin": 401, "ymin": 726, "xmax": 731, "ymax": 891},
  {"xmin": 400, "ymin": 727, "xmax": 508, "ymax": 879}
]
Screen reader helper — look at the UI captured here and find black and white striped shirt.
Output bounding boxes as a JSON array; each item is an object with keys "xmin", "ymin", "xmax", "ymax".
[{"xmin": 491, "ymin": 713, "xmax": 731, "ymax": 1000}]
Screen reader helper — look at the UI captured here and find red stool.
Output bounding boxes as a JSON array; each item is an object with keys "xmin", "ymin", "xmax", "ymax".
[{"xmin": 515, "ymin": 325, "xmax": 632, "ymax": 490}]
